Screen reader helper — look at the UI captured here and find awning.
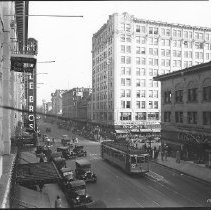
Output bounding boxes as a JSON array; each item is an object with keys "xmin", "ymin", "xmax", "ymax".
[
  {"xmin": 12, "ymin": 184, "xmax": 51, "ymax": 208},
  {"xmin": 115, "ymin": 130, "xmax": 129, "ymax": 134},
  {"xmin": 131, "ymin": 129, "xmax": 161, "ymax": 133},
  {"xmin": 15, "ymin": 162, "xmax": 61, "ymax": 186}
]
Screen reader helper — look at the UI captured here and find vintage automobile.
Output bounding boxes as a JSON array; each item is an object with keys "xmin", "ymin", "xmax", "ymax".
[
  {"xmin": 49, "ymin": 152, "xmax": 66, "ymax": 170},
  {"xmin": 57, "ymin": 146, "xmax": 76, "ymax": 160},
  {"xmin": 46, "ymin": 127, "xmax": 51, "ymax": 133},
  {"xmin": 75, "ymin": 159, "xmax": 97, "ymax": 183},
  {"xmin": 64, "ymin": 180, "xmax": 93, "ymax": 208},
  {"xmin": 61, "ymin": 135, "xmax": 72, "ymax": 146},
  {"xmin": 73, "ymin": 145, "xmax": 87, "ymax": 157},
  {"xmin": 59, "ymin": 167, "xmax": 75, "ymax": 191}
]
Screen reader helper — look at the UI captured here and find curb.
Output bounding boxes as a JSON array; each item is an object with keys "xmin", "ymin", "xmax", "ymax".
[{"xmin": 152, "ymin": 160, "xmax": 211, "ymax": 185}]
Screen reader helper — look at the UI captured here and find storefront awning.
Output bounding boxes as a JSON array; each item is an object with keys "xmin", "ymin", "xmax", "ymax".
[
  {"xmin": 12, "ymin": 184, "xmax": 51, "ymax": 208},
  {"xmin": 15, "ymin": 162, "xmax": 61, "ymax": 186}
]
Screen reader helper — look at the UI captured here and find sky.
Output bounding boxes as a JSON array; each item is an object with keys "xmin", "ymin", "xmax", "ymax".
[{"xmin": 28, "ymin": 1, "xmax": 211, "ymax": 106}]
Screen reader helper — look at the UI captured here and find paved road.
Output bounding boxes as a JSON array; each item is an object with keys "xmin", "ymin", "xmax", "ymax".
[{"xmin": 38, "ymin": 120, "xmax": 211, "ymax": 208}]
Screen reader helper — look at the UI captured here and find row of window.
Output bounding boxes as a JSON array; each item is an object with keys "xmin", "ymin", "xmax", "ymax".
[
  {"xmin": 120, "ymin": 112, "xmax": 159, "ymax": 121},
  {"xmin": 120, "ymin": 56, "xmax": 207, "ymax": 67},
  {"xmin": 120, "ymin": 89, "xmax": 158, "ymax": 98},
  {"xmin": 120, "ymin": 78, "xmax": 158, "ymax": 87},
  {"xmin": 164, "ymin": 86, "xmax": 211, "ymax": 104},
  {"xmin": 121, "ymin": 100, "xmax": 158, "ymax": 109},
  {"xmin": 164, "ymin": 111, "xmax": 211, "ymax": 125},
  {"xmin": 133, "ymin": 25, "xmax": 211, "ymax": 41}
]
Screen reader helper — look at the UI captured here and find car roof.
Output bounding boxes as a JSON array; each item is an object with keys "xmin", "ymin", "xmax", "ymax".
[
  {"xmin": 69, "ymin": 180, "xmax": 86, "ymax": 187},
  {"xmin": 57, "ymin": 146, "xmax": 69, "ymax": 150},
  {"xmin": 75, "ymin": 159, "xmax": 90, "ymax": 165},
  {"xmin": 60, "ymin": 167, "xmax": 72, "ymax": 173}
]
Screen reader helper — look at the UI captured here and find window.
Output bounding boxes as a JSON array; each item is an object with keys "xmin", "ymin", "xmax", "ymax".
[
  {"xmin": 149, "ymin": 101, "xmax": 153, "ymax": 109},
  {"xmin": 149, "ymin": 79, "xmax": 153, "ymax": 87},
  {"xmin": 140, "ymin": 37, "xmax": 146, "ymax": 44},
  {"xmin": 153, "ymin": 90, "xmax": 158, "ymax": 98},
  {"xmin": 154, "ymin": 101, "xmax": 158, "ymax": 109},
  {"xmin": 136, "ymin": 57, "xmax": 140, "ymax": 65},
  {"xmin": 187, "ymin": 112, "xmax": 197, "ymax": 124},
  {"xmin": 161, "ymin": 28, "xmax": 165, "ymax": 36},
  {"xmin": 161, "ymin": 49, "xmax": 165, "ymax": 56},
  {"xmin": 203, "ymin": 112, "xmax": 211, "ymax": 125},
  {"xmin": 120, "ymin": 35, "xmax": 125, "ymax": 42},
  {"xmin": 126, "ymin": 56, "xmax": 131, "ymax": 64},
  {"xmin": 121, "ymin": 56, "xmax": 125, "ymax": 64},
  {"xmin": 175, "ymin": 90, "xmax": 183, "ymax": 103},
  {"xmin": 135, "ymin": 112, "xmax": 146, "ymax": 120},
  {"xmin": 120, "ymin": 112, "xmax": 131, "ymax": 120},
  {"xmin": 136, "ymin": 79, "xmax": 140, "ymax": 87},
  {"xmin": 141, "ymin": 58, "xmax": 146, "ymax": 65},
  {"xmin": 121, "ymin": 45, "xmax": 125, "ymax": 53},
  {"xmin": 126, "ymin": 46, "xmax": 131, "ymax": 53},
  {"xmin": 126, "ymin": 101, "xmax": 131, "ymax": 108},
  {"xmin": 136, "ymin": 47, "xmax": 140, "ymax": 54},
  {"xmin": 136, "ymin": 68, "xmax": 140, "ymax": 76},
  {"xmin": 203, "ymin": 86, "xmax": 211, "ymax": 101},
  {"xmin": 126, "ymin": 67, "xmax": 131, "ymax": 75},
  {"xmin": 126, "ymin": 36, "xmax": 131, "ymax": 42},
  {"xmin": 136, "ymin": 101, "xmax": 141, "ymax": 109},
  {"xmin": 187, "ymin": 88, "xmax": 197, "ymax": 102},
  {"xmin": 149, "ymin": 48, "xmax": 153, "ymax": 55},
  {"xmin": 149, "ymin": 58, "xmax": 153, "ymax": 66},
  {"xmin": 141, "ymin": 101, "xmax": 145, "ymax": 108},
  {"xmin": 126, "ymin": 89, "xmax": 131, "ymax": 97},
  {"xmin": 149, "ymin": 90, "xmax": 153, "ymax": 98},
  {"xmin": 164, "ymin": 91, "xmax": 172, "ymax": 104},
  {"xmin": 140, "ymin": 90, "xmax": 146, "ymax": 97},
  {"xmin": 140, "ymin": 79, "xmax": 146, "ymax": 87},
  {"xmin": 136, "ymin": 90, "xmax": 140, "ymax": 98},
  {"xmin": 149, "ymin": 68, "xmax": 153, "ymax": 76},
  {"xmin": 120, "ymin": 89, "xmax": 125, "ymax": 97},
  {"xmin": 140, "ymin": 68, "xmax": 146, "ymax": 76},
  {"xmin": 153, "ymin": 81, "xmax": 158, "ymax": 87},
  {"xmin": 175, "ymin": 111, "xmax": 183, "ymax": 123},
  {"xmin": 136, "ymin": 25, "xmax": 140, "ymax": 32},
  {"xmin": 121, "ymin": 67, "xmax": 125, "ymax": 75},
  {"xmin": 121, "ymin": 78, "xmax": 125, "ymax": 86},
  {"xmin": 148, "ymin": 112, "xmax": 159, "ymax": 120},
  {"xmin": 121, "ymin": 100, "xmax": 125, "ymax": 108},
  {"xmin": 164, "ymin": 112, "xmax": 171, "ymax": 122},
  {"xmin": 126, "ymin": 78, "xmax": 131, "ymax": 86},
  {"xmin": 136, "ymin": 36, "xmax": 140, "ymax": 43}
]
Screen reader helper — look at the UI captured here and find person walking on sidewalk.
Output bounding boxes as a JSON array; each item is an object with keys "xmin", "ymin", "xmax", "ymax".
[
  {"xmin": 176, "ymin": 149, "xmax": 181, "ymax": 163},
  {"xmin": 55, "ymin": 195, "xmax": 62, "ymax": 208}
]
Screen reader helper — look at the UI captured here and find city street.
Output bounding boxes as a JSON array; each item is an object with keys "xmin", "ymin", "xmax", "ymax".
[{"xmin": 38, "ymin": 119, "xmax": 211, "ymax": 208}]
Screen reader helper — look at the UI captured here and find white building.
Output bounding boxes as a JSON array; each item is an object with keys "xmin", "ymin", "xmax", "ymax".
[{"xmin": 91, "ymin": 12, "xmax": 211, "ymax": 132}]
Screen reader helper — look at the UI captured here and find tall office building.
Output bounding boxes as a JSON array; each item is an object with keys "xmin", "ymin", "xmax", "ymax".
[{"xmin": 91, "ymin": 12, "xmax": 211, "ymax": 132}]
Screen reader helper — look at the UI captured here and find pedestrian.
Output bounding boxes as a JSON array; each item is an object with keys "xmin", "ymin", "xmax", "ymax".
[
  {"xmin": 39, "ymin": 183, "xmax": 44, "ymax": 192},
  {"xmin": 40, "ymin": 156, "xmax": 44, "ymax": 163},
  {"xmin": 55, "ymin": 195, "xmax": 62, "ymax": 208},
  {"xmin": 161, "ymin": 150, "xmax": 164, "ymax": 161},
  {"xmin": 176, "ymin": 149, "xmax": 181, "ymax": 163},
  {"xmin": 164, "ymin": 149, "xmax": 168, "ymax": 160},
  {"xmin": 52, "ymin": 137, "xmax": 55, "ymax": 143}
]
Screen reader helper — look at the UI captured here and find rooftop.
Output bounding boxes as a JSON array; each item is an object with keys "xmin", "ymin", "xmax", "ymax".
[{"xmin": 153, "ymin": 61, "xmax": 211, "ymax": 82}]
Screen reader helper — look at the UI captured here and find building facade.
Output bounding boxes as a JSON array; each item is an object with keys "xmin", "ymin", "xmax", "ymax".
[
  {"xmin": 91, "ymin": 12, "xmax": 211, "ymax": 132},
  {"xmin": 62, "ymin": 87, "xmax": 92, "ymax": 119},
  {"xmin": 154, "ymin": 61, "xmax": 211, "ymax": 165},
  {"xmin": 51, "ymin": 89, "xmax": 66, "ymax": 115}
]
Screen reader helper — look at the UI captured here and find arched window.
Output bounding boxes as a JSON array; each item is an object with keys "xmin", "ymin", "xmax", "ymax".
[
  {"xmin": 202, "ymin": 78, "xmax": 211, "ymax": 101},
  {"xmin": 186, "ymin": 80, "xmax": 198, "ymax": 102}
]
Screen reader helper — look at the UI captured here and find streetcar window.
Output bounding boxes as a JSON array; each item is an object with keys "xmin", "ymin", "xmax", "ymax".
[
  {"xmin": 145, "ymin": 155, "xmax": 149, "ymax": 162},
  {"xmin": 130, "ymin": 156, "xmax": 136, "ymax": 164},
  {"xmin": 137, "ymin": 156, "xmax": 145, "ymax": 163}
]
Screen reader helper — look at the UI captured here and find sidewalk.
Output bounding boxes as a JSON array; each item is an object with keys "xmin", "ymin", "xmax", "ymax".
[
  {"xmin": 154, "ymin": 153, "xmax": 211, "ymax": 184},
  {"xmin": 13, "ymin": 147, "xmax": 69, "ymax": 208}
]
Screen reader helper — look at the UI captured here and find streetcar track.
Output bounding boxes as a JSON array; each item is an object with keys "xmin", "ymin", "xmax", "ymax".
[{"xmin": 94, "ymin": 159, "xmax": 161, "ymax": 207}]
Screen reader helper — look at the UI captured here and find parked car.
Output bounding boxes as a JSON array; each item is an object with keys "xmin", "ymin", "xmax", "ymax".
[
  {"xmin": 57, "ymin": 146, "xmax": 76, "ymax": 160},
  {"xmin": 75, "ymin": 159, "xmax": 97, "ymax": 183},
  {"xmin": 73, "ymin": 145, "xmax": 87, "ymax": 157},
  {"xmin": 64, "ymin": 180, "xmax": 93, "ymax": 208},
  {"xmin": 59, "ymin": 167, "xmax": 75, "ymax": 191},
  {"xmin": 61, "ymin": 135, "xmax": 72, "ymax": 146}
]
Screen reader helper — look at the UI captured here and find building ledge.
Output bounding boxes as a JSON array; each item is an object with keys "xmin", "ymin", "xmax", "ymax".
[{"xmin": 0, "ymin": 147, "xmax": 17, "ymax": 208}]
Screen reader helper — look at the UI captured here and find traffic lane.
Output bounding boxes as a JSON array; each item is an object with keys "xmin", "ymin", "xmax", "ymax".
[
  {"xmin": 149, "ymin": 161, "xmax": 211, "ymax": 207},
  {"xmin": 84, "ymin": 143, "xmax": 208, "ymax": 207},
  {"xmin": 86, "ymin": 158, "xmax": 185, "ymax": 208}
]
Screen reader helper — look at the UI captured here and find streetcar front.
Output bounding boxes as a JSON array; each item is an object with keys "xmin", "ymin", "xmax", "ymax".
[{"xmin": 129, "ymin": 154, "xmax": 149, "ymax": 174}]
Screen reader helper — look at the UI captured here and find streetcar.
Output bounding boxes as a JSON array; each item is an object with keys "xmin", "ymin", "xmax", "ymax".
[{"xmin": 101, "ymin": 140, "xmax": 149, "ymax": 175}]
